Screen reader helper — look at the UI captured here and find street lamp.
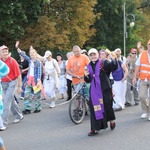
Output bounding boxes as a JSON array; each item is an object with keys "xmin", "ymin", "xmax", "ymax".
[{"xmin": 123, "ymin": 3, "xmax": 135, "ymax": 57}]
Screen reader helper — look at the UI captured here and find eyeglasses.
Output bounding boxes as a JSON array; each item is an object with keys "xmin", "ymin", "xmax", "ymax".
[{"xmin": 131, "ymin": 53, "xmax": 136, "ymax": 54}]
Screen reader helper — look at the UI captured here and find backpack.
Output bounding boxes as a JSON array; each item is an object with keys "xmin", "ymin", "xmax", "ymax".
[{"xmin": 43, "ymin": 58, "xmax": 56, "ymax": 68}]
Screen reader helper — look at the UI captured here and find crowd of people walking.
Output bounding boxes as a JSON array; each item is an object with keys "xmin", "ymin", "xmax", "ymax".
[{"xmin": 0, "ymin": 39, "xmax": 150, "ymax": 139}]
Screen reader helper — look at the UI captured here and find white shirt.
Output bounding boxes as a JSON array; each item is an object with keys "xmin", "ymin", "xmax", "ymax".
[
  {"xmin": 45, "ymin": 60, "xmax": 55, "ymax": 75},
  {"xmin": 29, "ymin": 61, "xmax": 34, "ymax": 76}
]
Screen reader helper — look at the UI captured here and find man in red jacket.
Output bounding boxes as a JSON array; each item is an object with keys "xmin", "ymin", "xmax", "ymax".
[{"xmin": 0, "ymin": 45, "xmax": 23, "ymax": 127}]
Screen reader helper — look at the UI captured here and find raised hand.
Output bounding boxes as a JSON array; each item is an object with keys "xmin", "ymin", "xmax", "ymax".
[
  {"xmin": 137, "ymin": 41, "xmax": 141, "ymax": 49},
  {"xmin": 15, "ymin": 41, "xmax": 20, "ymax": 49}
]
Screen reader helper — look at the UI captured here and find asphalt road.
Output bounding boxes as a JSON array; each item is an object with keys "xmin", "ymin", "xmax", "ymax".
[{"xmin": 1, "ymin": 96, "xmax": 150, "ymax": 150}]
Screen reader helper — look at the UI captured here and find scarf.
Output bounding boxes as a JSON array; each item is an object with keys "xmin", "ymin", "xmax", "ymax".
[{"xmin": 87, "ymin": 59, "xmax": 104, "ymax": 120}]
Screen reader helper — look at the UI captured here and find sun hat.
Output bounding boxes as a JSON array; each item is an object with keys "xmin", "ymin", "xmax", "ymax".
[
  {"xmin": 114, "ymin": 48, "xmax": 121, "ymax": 52},
  {"xmin": 88, "ymin": 48, "xmax": 98, "ymax": 55},
  {"xmin": 44, "ymin": 50, "xmax": 52, "ymax": 57}
]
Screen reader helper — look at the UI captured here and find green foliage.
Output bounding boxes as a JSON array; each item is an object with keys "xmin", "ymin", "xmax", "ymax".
[
  {"xmin": 0, "ymin": 0, "xmax": 96, "ymax": 51},
  {"xmin": 0, "ymin": 0, "xmax": 149, "ymax": 55},
  {"xmin": 20, "ymin": 16, "xmax": 71, "ymax": 53},
  {"xmin": 136, "ymin": 0, "xmax": 150, "ymax": 46},
  {"xmin": 86, "ymin": 0, "xmax": 148, "ymax": 55},
  {"xmin": 0, "ymin": 0, "xmax": 42, "ymax": 47},
  {"xmin": 38, "ymin": 0, "xmax": 96, "ymax": 50},
  {"xmin": 0, "ymin": 1, "xmax": 25, "ymax": 46}
]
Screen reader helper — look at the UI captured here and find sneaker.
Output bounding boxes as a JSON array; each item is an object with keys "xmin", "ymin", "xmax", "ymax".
[
  {"xmin": 34, "ymin": 109, "xmax": 41, "ymax": 113},
  {"xmin": 49, "ymin": 102, "xmax": 56, "ymax": 108},
  {"xmin": 60, "ymin": 94, "xmax": 64, "ymax": 99},
  {"xmin": 88, "ymin": 130, "xmax": 98, "ymax": 136},
  {"xmin": 0, "ymin": 126, "xmax": 7, "ymax": 131},
  {"xmin": 125, "ymin": 102, "xmax": 131, "ymax": 107},
  {"xmin": 20, "ymin": 97, "xmax": 24, "ymax": 100},
  {"xmin": 13, "ymin": 115, "xmax": 24, "ymax": 124},
  {"xmin": 113, "ymin": 107, "xmax": 122, "ymax": 111},
  {"xmin": 135, "ymin": 102, "xmax": 139, "ymax": 106},
  {"xmin": 22, "ymin": 109, "xmax": 31, "ymax": 115},
  {"xmin": 141, "ymin": 113, "xmax": 147, "ymax": 119}
]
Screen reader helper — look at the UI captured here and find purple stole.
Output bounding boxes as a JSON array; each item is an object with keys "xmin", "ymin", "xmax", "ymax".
[{"xmin": 87, "ymin": 59, "xmax": 104, "ymax": 120}]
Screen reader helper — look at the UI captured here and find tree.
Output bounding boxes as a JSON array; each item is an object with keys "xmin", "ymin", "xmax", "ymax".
[
  {"xmin": 136, "ymin": 0, "xmax": 150, "ymax": 46},
  {"xmin": 20, "ymin": 16, "xmax": 70, "ymax": 53},
  {"xmin": 85, "ymin": 0, "xmax": 146, "ymax": 55},
  {"xmin": 20, "ymin": 0, "xmax": 97, "ymax": 51},
  {"xmin": 0, "ymin": 0, "xmax": 42, "ymax": 47}
]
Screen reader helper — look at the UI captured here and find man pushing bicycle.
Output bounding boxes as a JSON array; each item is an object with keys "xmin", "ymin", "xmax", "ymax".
[{"xmin": 66, "ymin": 45, "xmax": 90, "ymax": 93}]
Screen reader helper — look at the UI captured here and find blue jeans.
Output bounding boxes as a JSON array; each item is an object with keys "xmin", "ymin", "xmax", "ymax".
[
  {"xmin": 73, "ymin": 82, "xmax": 83, "ymax": 93},
  {"xmin": 21, "ymin": 75, "xmax": 27, "ymax": 98}
]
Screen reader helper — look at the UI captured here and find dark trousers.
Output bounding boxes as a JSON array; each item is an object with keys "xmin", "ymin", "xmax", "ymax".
[{"xmin": 67, "ymin": 79, "xmax": 72, "ymax": 100}]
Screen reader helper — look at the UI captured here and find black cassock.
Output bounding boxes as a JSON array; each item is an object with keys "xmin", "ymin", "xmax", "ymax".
[{"xmin": 84, "ymin": 59, "xmax": 118, "ymax": 131}]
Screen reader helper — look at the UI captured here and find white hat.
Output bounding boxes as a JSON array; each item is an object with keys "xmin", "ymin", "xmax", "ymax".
[
  {"xmin": 88, "ymin": 48, "xmax": 98, "ymax": 55},
  {"xmin": 0, "ymin": 45, "xmax": 8, "ymax": 51},
  {"xmin": 114, "ymin": 48, "xmax": 121, "ymax": 52},
  {"xmin": 44, "ymin": 50, "xmax": 52, "ymax": 58},
  {"xmin": 81, "ymin": 49, "xmax": 87, "ymax": 54}
]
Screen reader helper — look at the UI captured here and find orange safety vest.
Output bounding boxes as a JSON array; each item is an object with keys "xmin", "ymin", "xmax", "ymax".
[{"xmin": 139, "ymin": 51, "xmax": 150, "ymax": 80}]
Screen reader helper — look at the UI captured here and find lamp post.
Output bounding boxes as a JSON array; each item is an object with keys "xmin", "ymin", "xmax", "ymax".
[{"xmin": 123, "ymin": 3, "xmax": 135, "ymax": 57}]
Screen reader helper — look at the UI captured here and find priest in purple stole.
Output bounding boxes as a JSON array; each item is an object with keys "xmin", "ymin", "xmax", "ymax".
[{"xmin": 84, "ymin": 48, "xmax": 118, "ymax": 136}]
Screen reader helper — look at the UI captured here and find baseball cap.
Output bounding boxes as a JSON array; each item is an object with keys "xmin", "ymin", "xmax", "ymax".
[
  {"xmin": 44, "ymin": 50, "xmax": 52, "ymax": 58},
  {"xmin": 88, "ymin": 48, "xmax": 98, "ymax": 55},
  {"xmin": 130, "ymin": 48, "xmax": 137, "ymax": 53},
  {"xmin": 0, "ymin": 45, "xmax": 8, "ymax": 51},
  {"xmin": 81, "ymin": 49, "xmax": 87, "ymax": 54}
]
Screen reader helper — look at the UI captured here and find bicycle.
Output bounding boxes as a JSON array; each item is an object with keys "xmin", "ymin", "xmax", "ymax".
[{"xmin": 69, "ymin": 81, "xmax": 90, "ymax": 124}]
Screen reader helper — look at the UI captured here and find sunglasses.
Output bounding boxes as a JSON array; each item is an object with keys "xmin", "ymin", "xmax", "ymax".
[{"xmin": 131, "ymin": 53, "xmax": 136, "ymax": 54}]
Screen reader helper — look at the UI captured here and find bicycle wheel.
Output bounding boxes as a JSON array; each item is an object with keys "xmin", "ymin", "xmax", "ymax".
[{"xmin": 69, "ymin": 94, "xmax": 86, "ymax": 124}]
